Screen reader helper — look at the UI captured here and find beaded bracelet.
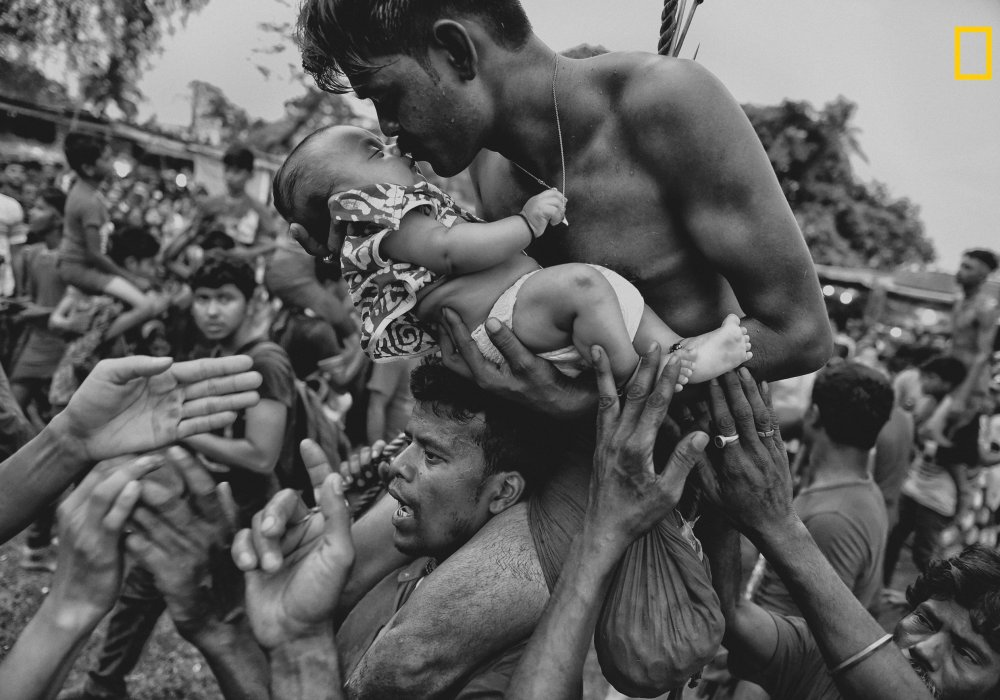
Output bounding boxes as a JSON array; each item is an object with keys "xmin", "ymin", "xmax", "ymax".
[{"xmin": 829, "ymin": 634, "xmax": 893, "ymax": 675}]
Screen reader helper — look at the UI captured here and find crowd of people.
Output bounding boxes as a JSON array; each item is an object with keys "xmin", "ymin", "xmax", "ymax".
[{"xmin": 1, "ymin": 2, "xmax": 1000, "ymax": 700}]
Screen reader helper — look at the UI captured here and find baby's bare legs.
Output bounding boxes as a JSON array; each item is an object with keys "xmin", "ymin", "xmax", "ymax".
[{"xmin": 512, "ymin": 265, "xmax": 642, "ymax": 386}]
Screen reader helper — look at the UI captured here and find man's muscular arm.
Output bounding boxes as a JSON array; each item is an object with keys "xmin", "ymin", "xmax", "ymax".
[{"xmin": 629, "ymin": 59, "xmax": 831, "ymax": 380}]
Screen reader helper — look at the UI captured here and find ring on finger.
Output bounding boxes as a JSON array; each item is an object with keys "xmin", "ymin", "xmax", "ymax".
[
  {"xmin": 757, "ymin": 429, "xmax": 775, "ymax": 438},
  {"xmin": 713, "ymin": 434, "xmax": 740, "ymax": 448}
]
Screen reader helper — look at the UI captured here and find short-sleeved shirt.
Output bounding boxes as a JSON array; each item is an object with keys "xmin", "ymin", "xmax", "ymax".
[
  {"xmin": 331, "ymin": 181, "xmax": 480, "ymax": 362},
  {"xmin": 10, "ymin": 244, "xmax": 67, "ymax": 380},
  {"xmin": 60, "ymin": 179, "xmax": 113, "ymax": 265},
  {"xmin": 731, "ymin": 615, "xmax": 842, "ymax": 700},
  {"xmin": 754, "ymin": 478, "xmax": 888, "ymax": 616},
  {"xmin": 872, "ymin": 407, "xmax": 915, "ymax": 523},
  {"xmin": 206, "ymin": 340, "xmax": 296, "ymax": 525}
]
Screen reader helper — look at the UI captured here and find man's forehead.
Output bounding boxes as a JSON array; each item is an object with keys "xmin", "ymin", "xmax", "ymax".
[
  {"xmin": 409, "ymin": 403, "xmax": 484, "ymax": 451},
  {"xmin": 921, "ymin": 599, "xmax": 996, "ymax": 655}
]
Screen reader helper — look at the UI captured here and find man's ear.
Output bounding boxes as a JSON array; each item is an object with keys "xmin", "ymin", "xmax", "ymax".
[
  {"xmin": 431, "ymin": 19, "xmax": 478, "ymax": 81},
  {"xmin": 488, "ymin": 471, "xmax": 525, "ymax": 515}
]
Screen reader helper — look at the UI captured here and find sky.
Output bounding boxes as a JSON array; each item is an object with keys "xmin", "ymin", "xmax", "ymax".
[{"xmin": 138, "ymin": 0, "xmax": 1000, "ymax": 271}]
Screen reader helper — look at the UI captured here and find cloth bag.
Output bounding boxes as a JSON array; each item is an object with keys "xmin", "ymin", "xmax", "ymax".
[{"xmin": 595, "ymin": 512, "xmax": 725, "ymax": 696}]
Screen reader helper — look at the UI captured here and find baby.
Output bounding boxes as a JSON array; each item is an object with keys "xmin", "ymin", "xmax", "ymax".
[{"xmin": 273, "ymin": 126, "xmax": 751, "ymax": 388}]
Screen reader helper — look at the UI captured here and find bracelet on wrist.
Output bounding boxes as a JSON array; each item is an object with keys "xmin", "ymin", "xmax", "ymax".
[{"xmin": 516, "ymin": 213, "xmax": 539, "ymax": 242}]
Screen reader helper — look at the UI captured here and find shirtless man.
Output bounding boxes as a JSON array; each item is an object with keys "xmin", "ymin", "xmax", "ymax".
[
  {"xmin": 279, "ymin": 1, "xmax": 832, "ymax": 696},
  {"xmin": 949, "ymin": 248, "xmax": 999, "ymax": 371}
]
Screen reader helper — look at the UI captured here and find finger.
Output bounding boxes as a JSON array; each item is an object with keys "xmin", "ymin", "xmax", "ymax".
[
  {"xmin": 592, "ymin": 345, "xmax": 621, "ymax": 447},
  {"xmin": 437, "ymin": 331, "xmax": 475, "ymax": 380},
  {"xmin": 170, "ymin": 356, "xmax": 255, "ymax": 385},
  {"xmin": 130, "ymin": 504, "xmax": 192, "ymax": 551},
  {"xmin": 232, "ymin": 528, "xmax": 258, "ymax": 571},
  {"xmin": 181, "ymin": 388, "xmax": 262, "ymax": 425},
  {"xmin": 482, "ymin": 316, "xmax": 543, "ymax": 373},
  {"xmin": 718, "ymin": 370, "xmax": 757, "ymax": 442},
  {"xmin": 316, "ymin": 473, "xmax": 354, "ymax": 564},
  {"xmin": 737, "ymin": 367, "xmax": 772, "ymax": 436},
  {"xmin": 176, "ymin": 411, "xmax": 240, "ymax": 439},
  {"xmin": 760, "ymin": 381, "xmax": 788, "ymax": 458},
  {"xmin": 442, "ymin": 308, "xmax": 502, "ymax": 377},
  {"xmin": 95, "ymin": 356, "xmax": 174, "ymax": 384},
  {"xmin": 301, "ymin": 439, "xmax": 334, "ymax": 491},
  {"xmin": 101, "ymin": 480, "xmax": 143, "ymax": 533},
  {"xmin": 619, "ymin": 344, "xmax": 662, "ymax": 427},
  {"xmin": 89, "ymin": 454, "xmax": 167, "ymax": 518},
  {"xmin": 657, "ymin": 431, "xmax": 709, "ymax": 505},
  {"xmin": 217, "ymin": 482, "xmax": 239, "ymax": 531},
  {"xmin": 634, "ymin": 353, "xmax": 683, "ymax": 445},
  {"xmin": 183, "ymin": 371, "xmax": 263, "ymax": 401},
  {"xmin": 253, "ymin": 490, "xmax": 309, "ymax": 572},
  {"xmin": 167, "ymin": 446, "xmax": 225, "ymax": 526},
  {"xmin": 706, "ymin": 377, "xmax": 738, "ymax": 440},
  {"xmin": 694, "ymin": 451, "xmax": 723, "ymax": 507}
]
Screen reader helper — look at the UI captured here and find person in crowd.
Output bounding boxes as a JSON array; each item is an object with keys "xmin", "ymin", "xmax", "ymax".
[
  {"xmin": 56, "ymin": 132, "xmax": 163, "ymax": 324},
  {"xmin": 884, "ymin": 355, "xmax": 989, "ymax": 584},
  {"xmin": 872, "ymin": 400, "xmax": 916, "ymax": 531},
  {"xmin": 949, "ymin": 249, "xmax": 999, "ymax": 371},
  {"xmin": 165, "ymin": 144, "xmax": 276, "ymax": 263},
  {"xmin": 731, "ymin": 362, "xmax": 892, "ymax": 700},
  {"xmin": 274, "ymin": 125, "xmax": 751, "ymax": 388},
  {"xmin": 0, "ymin": 354, "xmax": 262, "ymax": 544},
  {"xmin": 754, "ymin": 362, "xmax": 892, "ymax": 616},
  {"xmin": 60, "ymin": 254, "xmax": 294, "ymax": 700},
  {"xmin": 10, "ymin": 187, "xmax": 68, "ymax": 425},
  {"xmin": 689, "ymin": 370, "xmax": 999, "ymax": 700},
  {"xmin": 284, "ymin": 1, "xmax": 832, "ymax": 694}
]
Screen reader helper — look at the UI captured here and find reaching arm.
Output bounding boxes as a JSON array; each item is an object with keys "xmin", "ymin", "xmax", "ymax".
[
  {"xmin": 631, "ymin": 60, "xmax": 831, "ymax": 380},
  {"xmin": 703, "ymin": 371, "xmax": 933, "ymax": 700},
  {"xmin": 381, "ymin": 188, "xmax": 565, "ymax": 276}
]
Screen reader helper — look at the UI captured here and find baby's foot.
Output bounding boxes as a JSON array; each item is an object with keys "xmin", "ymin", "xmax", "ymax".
[
  {"xmin": 681, "ymin": 314, "xmax": 752, "ymax": 384},
  {"xmin": 662, "ymin": 348, "xmax": 696, "ymax": 392}
]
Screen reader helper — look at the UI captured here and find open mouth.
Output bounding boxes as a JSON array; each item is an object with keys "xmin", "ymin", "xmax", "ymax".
[{"xmin": 389, "ymin": 486, "xmax": 415, "ymax": 520}]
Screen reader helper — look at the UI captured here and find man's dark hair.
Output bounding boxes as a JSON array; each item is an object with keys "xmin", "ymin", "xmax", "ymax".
[
  {"xmin": 296, "ymin": 0, "xmax": 533, "ymax": 93},
  {"xmin": 38, "ymin": 187, "xmax": 67, "ymax": 216},
  {"xmin": 409, "ymin": 357, "xmax": 556, "ymax": 496},
  {"xmin": 920, "ymin": 355, "xmax": 968, "ymax": 389},
  {"xmin": 190, "ymin": 252, "xmax": 257, "ymax": 302},
  {"xmin": 964, "ymin": 248, "xmax": 999, "ymax": 272},
  {"xmin": 199, "ymin": 229, "xmax": 237, "ymax": 252},
  {"xmin": 63, "ymin": 132, "xmax": 107, "ymax": 175},
  {"xmin": 222, "ymin": 144, "xmax": 255, "ymax": 173},
  {"xmin": 811, "ymin": 361, "xmax": 893, "ymax": 450},
  {"xmin": 272, "ymin": 127, "xmax": 336, "ymax": 237},
  {"xmin": 907, "ymin": 545, "xmax": 1000, "ymax": 653},
  {"xmin": 107, "ymin": 226, "xmax": 161, "ymax": 267}
]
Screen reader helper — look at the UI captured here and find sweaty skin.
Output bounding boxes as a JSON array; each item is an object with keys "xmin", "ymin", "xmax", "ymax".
[{"xmin": 335, "ymin": 26, "xmax": 830, "ymax": 700}]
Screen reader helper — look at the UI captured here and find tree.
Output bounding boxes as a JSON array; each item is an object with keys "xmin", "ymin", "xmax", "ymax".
[
  {"xmin": 744, "ymin": 96, "xmax": 935, "ymax": 269},
  {"xmin": 0, "ymin": 0, "xmax": 209, "ymax": 120}
]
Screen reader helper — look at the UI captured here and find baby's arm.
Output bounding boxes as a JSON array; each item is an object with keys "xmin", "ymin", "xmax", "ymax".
[{"xmin": 381, "ymin": 189, "xmax": 566, "ymax": 276}]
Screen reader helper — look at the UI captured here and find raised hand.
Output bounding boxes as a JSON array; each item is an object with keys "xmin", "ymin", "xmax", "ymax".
[
  {"xmin": 125, "ymin": 447, "xmax": 239, "ymax": 636},
  {"xmin": 698, "ymin": 368, "xmax": 796, "ymax": 540},
  {"xmin": 588, "ymin": 344, "xmax": 708, "ymax": 545},
  {"xmin": 437, "ymin": 307, "xmax": 596, "ymax": 418},
  {"xmin": 520, "ymin": 187, "xmax": 567, "ymax": 236},
  {"xmin": 232, "ymin": 440, "xmax": 355, "ymax": 650},
  {"xmin": 49, "ymin": 454, "xmax": 163, "ymax": 625},
  {"xmin": 53, "ymin": 355, "xmax": 262, "ymax": 462}
]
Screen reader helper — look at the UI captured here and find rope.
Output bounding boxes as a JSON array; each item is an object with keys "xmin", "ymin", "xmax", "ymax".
[{"xmin": 658, "ymin": 0, "xmax": 679, "ymax": 55}]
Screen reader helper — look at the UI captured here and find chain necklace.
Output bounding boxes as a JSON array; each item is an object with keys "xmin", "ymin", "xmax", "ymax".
[{"xmin": 512, "ymin": 53, "xmax": 566, "ymax": 197}]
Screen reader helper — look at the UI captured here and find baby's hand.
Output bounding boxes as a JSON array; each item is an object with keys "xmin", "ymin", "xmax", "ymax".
[{"xmin": 520, "ymin": 188, "xmax": 567, "ymax": 238}]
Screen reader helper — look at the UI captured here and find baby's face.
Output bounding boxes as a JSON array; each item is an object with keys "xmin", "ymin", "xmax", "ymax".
[{"xmin": 328, "ymin": 127, "xmax": 421, "ymax": 190}]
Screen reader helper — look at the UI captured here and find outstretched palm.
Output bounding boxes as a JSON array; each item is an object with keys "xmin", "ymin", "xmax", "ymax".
[{"xmin": 59, "ymin": 356, "xmax": 261, "ymax": 462}]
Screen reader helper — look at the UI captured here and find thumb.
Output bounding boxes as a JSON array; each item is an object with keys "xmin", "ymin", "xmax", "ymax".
[
  {"xmin": 658, "ymin": 431, "xmax": 709, "ymax": 501},
  {"xmin": 300, "ymin": 439, "xmax": 334, "ymax": 493},
  {"xmin": 317, "ymin": 473, "xmax": 353, "ymax": 558},
  {"xmin": 98, "ymin": 356, "xmax": 174, "ymax": 383}
]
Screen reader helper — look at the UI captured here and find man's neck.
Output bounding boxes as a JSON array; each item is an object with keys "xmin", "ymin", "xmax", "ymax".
[
  {"xmin": 961, "ymin": 281, "xmax": 983, "ymax": 300},
  {"xmin": 805, "ymin": 437, "xmax": 870, "ymax": 487},
  {"xmin": 489, "ymin": 40, "xmax": 572, "ymax": 186},
  {"xmin": 217, "ymin": 323, "xmax": 262, "ymax": 356}
]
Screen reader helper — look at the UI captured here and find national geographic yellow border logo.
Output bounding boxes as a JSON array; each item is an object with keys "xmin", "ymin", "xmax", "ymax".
[{"xmin": 955, "ymin": 27, "xmax": 993, "ymax": 80}]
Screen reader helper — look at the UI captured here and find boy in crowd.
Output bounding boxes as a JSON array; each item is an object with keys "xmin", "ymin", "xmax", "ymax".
[
  {"xmin": 60, "ymin": 253, "xmax": 295, "ymax": 700},
  {"xmin": 56, "ymin": 132, "xmax": 161, "ymax": 323}
]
